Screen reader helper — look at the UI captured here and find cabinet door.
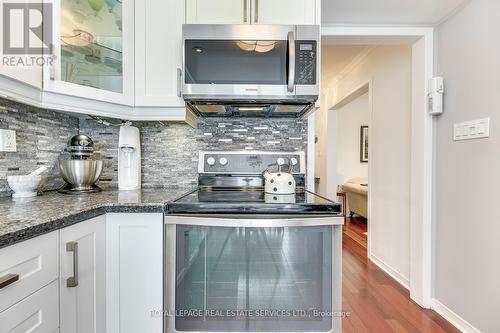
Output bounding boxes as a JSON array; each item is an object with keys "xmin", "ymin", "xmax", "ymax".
[
  {"xmin": 186, "ymin": 0, "xmax": 250, "ymax": 24},
  {"xmin": 253, "ymin": 0, "xmax": 316, "ymax": 25},
  {"xmin": 0, "ymin": 67, "xmax": 42, "ymax": 90},
  {"xmin": 106, "ymin": 213, "xmax": 163, "ymax": 333},
  {"xmin": 135, "ymin": 0, "xmax": 184, "ymax": 107},
  {"xmin": 43, "ymin": 0, "xmax": 134, "ymax": 105},
  {"xmin": 60, "ymin": 216, "xmax": 106, "ymax": 333},
  {"xmin": 0, "ymin": 0, "xmax": 43, "ymax": 89},
  {"xmin": 0, "ymin": 281, "xmax": 59, "ymax": 333},
  {"xmin": 0, "ymin": 232, "xmax": 58, "ymax": 313}
]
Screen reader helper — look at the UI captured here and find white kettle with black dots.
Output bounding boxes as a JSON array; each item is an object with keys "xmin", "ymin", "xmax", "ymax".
[{"xmin": 263, "ymin": 157, "xmax": 296, "ymax": 195}]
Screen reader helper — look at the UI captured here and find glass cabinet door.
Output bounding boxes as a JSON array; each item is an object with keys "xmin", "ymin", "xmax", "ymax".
[
  {"xmin": 175, "ymin": 225, "xmax": 333, "ymax": 332},
  {"xmin": 44, "ymin": 0, "xmax": 133, "ymax": 105}
]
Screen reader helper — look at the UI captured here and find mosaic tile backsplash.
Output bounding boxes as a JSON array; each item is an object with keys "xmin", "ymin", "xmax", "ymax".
[
  {"xmin": 0, "ymin": 98, "xmax": 308, "ymax": 196},
  {"xmin": 79, "ymin": 117, "xmax": 308, "ymax": 190},
  {"xmin": 0, "ymin": 99, "xmax": 79, "ymax": 196}
]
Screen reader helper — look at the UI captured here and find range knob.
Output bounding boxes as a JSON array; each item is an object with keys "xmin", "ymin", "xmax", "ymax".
[
  {"xmin": 277, "ymin": 158, "xmax": 285, "ymax": 166},
  {"xmin": 207, "ymin": 157, "xmax": 216, "ymax": 166},
  {"xmin": 219, "ymin": 157, "xmax": 228, "ymax": 166}
]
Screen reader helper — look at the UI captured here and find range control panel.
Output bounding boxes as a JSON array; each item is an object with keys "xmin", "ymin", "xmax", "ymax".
[
  {"xmin": 295, "ymin": 41, "xmax": 317, "ymax": 85},
  {"xmin": 199, "ymin": 151, "xmax": 306, "ymax": 174}
]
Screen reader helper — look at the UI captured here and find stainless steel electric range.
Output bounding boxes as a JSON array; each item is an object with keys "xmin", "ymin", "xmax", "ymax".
[{"xmin": 164, "ymin": 151, "xmax": 344, "ymax": 333}]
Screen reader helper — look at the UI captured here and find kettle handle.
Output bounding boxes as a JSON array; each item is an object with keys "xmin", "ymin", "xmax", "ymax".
[
  {"xmin": 263, "ymin": 157, "xmax": 294, "ymax": 174},
  {"xmin": 262, "ymin": 163, "xmax": 281, "ymax": 175},
  {"xmin": 278, "ymin": 157, "xmax": 293, "ymax": 173}
]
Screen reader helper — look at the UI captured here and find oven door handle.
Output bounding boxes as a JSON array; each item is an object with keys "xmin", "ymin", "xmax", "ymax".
[
  {"xmin": 287, "ymin": 30, "xmax": 296, "ymax": 93},
  {"xmin": 165, "ymin": 215, "xmax": 342, "ymax": 228}
]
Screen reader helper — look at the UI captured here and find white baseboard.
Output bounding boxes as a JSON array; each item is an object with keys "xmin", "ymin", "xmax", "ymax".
[
  {"xmin": 431, "ymin": 299, "xmax": 482, "ymax": 333},
  {"xmin": 368, "ymin": 253, "xmax": 410, "ymax": 289}
]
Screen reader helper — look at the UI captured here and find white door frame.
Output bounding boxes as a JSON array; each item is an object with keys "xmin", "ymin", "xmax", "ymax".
[{"xmin": 307, "ymin": 26, "xmax": 434, "ymax": 308}]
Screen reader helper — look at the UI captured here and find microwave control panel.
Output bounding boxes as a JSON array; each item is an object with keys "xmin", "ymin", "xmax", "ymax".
[{"xmin": 295, "ymin": 41, "xmax": 317, "ymax": 85}]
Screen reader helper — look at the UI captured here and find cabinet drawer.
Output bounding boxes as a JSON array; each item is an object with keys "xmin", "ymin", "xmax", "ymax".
[
  {"xmin": 0, "ymin": 280, "xmax": 59, "ymax": 333},
  {"xmin": 0, "ymin": 232, "xmax": 59, "ymax": 312}
]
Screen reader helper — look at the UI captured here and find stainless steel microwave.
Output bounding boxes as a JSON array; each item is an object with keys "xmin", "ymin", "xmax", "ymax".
[{"xmin": 182, "ymin": 24, "xmax": 320, "ymax": 118}]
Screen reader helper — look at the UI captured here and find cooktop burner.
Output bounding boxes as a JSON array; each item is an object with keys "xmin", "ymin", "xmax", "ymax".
[{"xmin": 168, "ymin": 188, "xmax": 342, "ymax": 215}]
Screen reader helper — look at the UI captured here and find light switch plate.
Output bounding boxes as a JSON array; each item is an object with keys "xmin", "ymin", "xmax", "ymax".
[
  {"xmin": 0, "ymin": 129, "xmax": 17, "ymax": 152},
  {"xmin": 453, "ymin": 118, "xmax": 490, "ymax": 141}
]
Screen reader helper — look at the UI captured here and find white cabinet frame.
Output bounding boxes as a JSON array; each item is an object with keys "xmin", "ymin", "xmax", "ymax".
[{"xmin": 43, "ymin": 0, "xmax": 135, "ymax": 106}]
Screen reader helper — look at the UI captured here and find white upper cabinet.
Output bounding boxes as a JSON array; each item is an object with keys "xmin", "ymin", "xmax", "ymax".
[
  {"xmin": 186, "ymin": 0, "xmax": 250, "ymax": 24},
  {"xmin": 254, "ymin": 0, "xmax": 316, "ymax": 25},
  {"xmin": 43, "ymin": 0, "xmax": 134, "ymax": 105},
  {"xmin": 0, "ymin": 0, "xmax": 318, "ymax": 120},
  {"xmin": 0, "ymin": 67, "xmax": 42, "ymax": 91},
  {"xmin": 135, "ymin": 0, "xmax": 184, "ymax": 107},
  {"xmin": 186, "ymin": 0, "xmax": 317, "ymax": 25},
  {"xmin": 0, "ymin": 0, "xmax": 43, "ymax": 90}
]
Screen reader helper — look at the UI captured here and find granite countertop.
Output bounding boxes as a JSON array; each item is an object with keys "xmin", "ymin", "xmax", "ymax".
[{"xmin": 0, "ymin": 188, "xmax": 192, "ymax": 249}]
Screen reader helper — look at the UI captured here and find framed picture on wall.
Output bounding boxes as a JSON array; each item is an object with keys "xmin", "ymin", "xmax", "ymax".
[{"xmin": 360, "ymin": 126, "xmax": 369, "ymax": 163}]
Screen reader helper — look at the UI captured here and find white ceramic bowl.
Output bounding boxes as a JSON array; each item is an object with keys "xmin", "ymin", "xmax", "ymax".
[{"xmin": 7, "ymin": 175, "xmax": 42, "ymax": 198}]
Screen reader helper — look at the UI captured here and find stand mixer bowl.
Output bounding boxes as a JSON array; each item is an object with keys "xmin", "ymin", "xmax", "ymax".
[{"xmin": 59, "ymin": 160, "xmax": 104, "ymax": 192}]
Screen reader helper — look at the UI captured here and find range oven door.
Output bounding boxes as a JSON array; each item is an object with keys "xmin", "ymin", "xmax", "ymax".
[
  {"xmin": 182, "ymin": 24, "xmax": 319, "ymax": 100},
  {"xmin": 165, "ymin": 215, "xmax": 342, "ymax": 333}
]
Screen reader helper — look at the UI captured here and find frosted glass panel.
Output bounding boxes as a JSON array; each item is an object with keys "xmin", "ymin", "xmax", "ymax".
[
  {"xmin": 60, "ymin": 0, "xmax": 123, "ymax": 92},
  {"xmin": 175, "ymin": 225, "xmax": 333, "ymax": 332}
]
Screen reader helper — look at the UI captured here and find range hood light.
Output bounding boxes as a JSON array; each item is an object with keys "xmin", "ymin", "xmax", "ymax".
[{"xmin": 237, "ymin": 107, "xmax": 266, "ymax": 112}]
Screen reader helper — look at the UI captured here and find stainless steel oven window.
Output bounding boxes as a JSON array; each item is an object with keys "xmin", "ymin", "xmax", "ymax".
[
  {"xmin": 172, "ymin": 224, "xmax": 333, "ymax": 332},
  {"xmin": 184, "ymin": 40, "xmax": 288, "ymax": 85}
]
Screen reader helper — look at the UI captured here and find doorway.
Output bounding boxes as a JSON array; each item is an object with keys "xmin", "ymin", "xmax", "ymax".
[
  {"xmin": 333, "ymin": 91, "xmax": 370, "ymax": 253},
  {"xmin": 306, "ymin": 27, "xmax": 434, "ymax": 308}
]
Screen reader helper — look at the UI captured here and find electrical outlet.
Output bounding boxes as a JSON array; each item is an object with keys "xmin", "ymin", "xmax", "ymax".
[{"xmin": 0, "ymin": 129, "xmax": 17, "ymax": 152}]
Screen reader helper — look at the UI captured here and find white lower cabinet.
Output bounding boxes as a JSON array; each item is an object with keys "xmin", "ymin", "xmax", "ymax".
[
  {"xmin": 0, "ymin": 280, "xmax": 59, "ymax": 333},
  {"xmin": 59, "ymin": 216, "xmax": 106, "ymax": 333},
  {"xmin": 106, "ymin": 213, "xmax": 163, "ymax": 333},
  {"xmin": 1, "ymin": 212, "xmax": 163, "ymax": 333},
  {"xmin": 0, "ymin": 232, "xmax": 58, "ymax": 313}
]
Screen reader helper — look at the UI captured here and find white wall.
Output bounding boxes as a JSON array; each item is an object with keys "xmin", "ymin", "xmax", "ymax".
[
  {"xmin": 317, "ymin": 45, "xmax": 412, "ymax": 285},
  {"xmin": 335, "ymin": 92, "xmax": 369, "ymax": 185},
  {"xmin": 315, "ymin": 45, "xmax": 369, "ymax": 197},
  {"xmin": 434, "ymin": 1, "xmax": 500, "ymax": 332}
]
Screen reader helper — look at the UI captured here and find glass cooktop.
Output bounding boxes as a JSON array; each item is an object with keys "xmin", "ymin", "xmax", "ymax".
[{"xmin": 168, "ymin": 188, "xmax": 342, "ymax": 215}]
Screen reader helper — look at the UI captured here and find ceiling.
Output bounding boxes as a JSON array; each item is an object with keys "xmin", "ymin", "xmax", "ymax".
[{"xmin": 322, "ymin": 0, "xmax": 470, "ymax": 25}]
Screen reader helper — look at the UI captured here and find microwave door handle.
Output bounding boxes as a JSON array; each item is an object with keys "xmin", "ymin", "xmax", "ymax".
[{"xmin": 287, "ymin": 31, "xmax": 295, "ymax": 93}]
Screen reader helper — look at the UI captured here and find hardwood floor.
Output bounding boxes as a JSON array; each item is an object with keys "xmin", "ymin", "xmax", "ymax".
[{"xmin": 341, "ymin": 217, "xmax": 459, "ymax": 333}]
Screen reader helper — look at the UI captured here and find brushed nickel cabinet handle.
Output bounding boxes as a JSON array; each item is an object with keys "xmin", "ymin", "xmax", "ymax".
[
  {"xmin": 177, "ymin": 68, "xmax": 183, "ymax": 98},
  {"xmin": 243, "ymin": 0, "xmax": 248, "ymax": 22},
  {"xmin": 50, "ymin": 60, "xmax": 56, "ymax": 80},
  {"xmin": 254, "ymin": 0, "xmax": 259, "ymax": 23},
  {"xmin": 0, "ymin": 274, "xmax": 19, "ymax": 289},
  {"xmin": 287, "ymin": 31, "xmax": 296, "ymax": 93},
  {"xmin": 66, "ymin": 241, "xmax": 78, "ymax": 288}
]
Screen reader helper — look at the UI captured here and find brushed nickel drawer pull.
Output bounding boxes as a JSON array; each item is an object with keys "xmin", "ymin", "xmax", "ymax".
[
  {"xmin": 243, "ymin": 0, "xmax": 248, "ymax": 22},
  {"xmin": 66, "ymin": 241, "xmax": 79, "ymax": 288},
  {"xmin": 254, "ymin": 0, "xmax": 259, "ymax": 23},
  {"xmin": 0, "ymin": 274, "xmax": 19, "ymax": 289}
]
